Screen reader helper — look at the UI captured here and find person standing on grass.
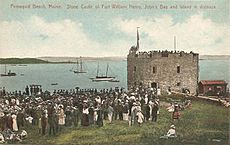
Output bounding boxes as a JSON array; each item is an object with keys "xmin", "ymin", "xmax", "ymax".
[
  {"xmin": 130, "ymin": 102, "xmax": 138, "ymax": 126},
  {"xmin": 11, "ymin": 112, "xmax": 18, "ymax": 131},
  {"xmin": 107, "ymin": 104, "xmax": 114, "ymax": 123},
  {"xmin": 0, "ymin": 112, "xmax": 5, "ymax": 131},
  {"xmin": 65, "ymin": 106, "xmax": 72, "ymax": 126},
  {"xmin": 96, "ymin": 106, "xmax": 103, "ymax": 127},
  {"xmin": 81, "ymin": 102, "xmax": 89, "ymax": 126},
  {"xmin": 113, "ymin": 102, "xmax": 118, "ymax": 120},
  {"xmin": 146, "ymin": 103, "xmax": 151, "ymax": 121},
  {"xmin": 17, "ymin": 110, "xmax": 25, "ymax": 130},
  {"xmin": 117, "ymin": 101, "xmax": 123, "ymax": 120},
  {"xmin": 41, "ymin": 112, "xmax": 47, "ymax": 135},
  {"xmin": 58, "ymin": 105, "xmax": 65, "ymax": 129},
  {"xmin": 6, "ymin": 112, "xmax": 13, "ymax": 130},
  {"xmin": 152, "ymin": 102, "xmax": 159, "ymax": 122},
  {"xmin": 47, "ymin": 104, "xmax": 56, "ymax": 136},
  {"xmin": 123, "ymin": 102, "xmax": 129, "ymax": 121},
  {"xmin": 88, "ymin": 104, "xmax": 94, "ymax": 125},
  {"xmin": 54, "ymin": 112, "xmax": 59, "ymax": 133},
  {"xmin": 48, "ymin": 113, "xmax": 56, "ymax": 136},
  {"xmin": 72, "ymin": 106, "xmax": 80, "ymax": 127},
  {"xmin": 136, "ymin": 110, "xmax": 144, "ymax": 126},
  {"xmin": 172, "ymin": 104, "xmax": 180, "ymax": 121}
]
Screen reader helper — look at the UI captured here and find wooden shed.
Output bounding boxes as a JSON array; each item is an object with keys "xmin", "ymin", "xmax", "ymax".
[{"xmin": 198, "ymin": 80, "xmax": 228, "ymax": 96}]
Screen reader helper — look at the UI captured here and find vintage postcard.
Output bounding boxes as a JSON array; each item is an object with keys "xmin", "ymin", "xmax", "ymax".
[{"xmin": 0, "ymin": 0, "xmax": 229, "ymax": 144}]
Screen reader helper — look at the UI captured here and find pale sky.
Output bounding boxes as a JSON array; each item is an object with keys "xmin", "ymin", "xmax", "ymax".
[{"xmin": 0, "ymin": 0, "xmax": 229, "ymax": 58}]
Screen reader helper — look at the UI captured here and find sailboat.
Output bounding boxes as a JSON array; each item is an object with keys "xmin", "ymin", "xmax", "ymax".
[
  {"xmin": 91, "ymin": 63, "xmax": 115, "ymax": 82},
  {"xmin": 73, "ymin": 57, "xmax": 86, "ymax": 74},
  {"xmin": 1, "ymin": 65, "xmax": 16, "ymax": 77}
]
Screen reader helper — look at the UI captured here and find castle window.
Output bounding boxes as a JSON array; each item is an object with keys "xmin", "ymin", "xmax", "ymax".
[
  {"xmin": 177, "ymin": 66, "xmax": 180, "ymax": 73},
  {"xmin": 153, "ymin": 67, "xmax": 156, "ymax": 73},
  {"xmin": 134, "ymin": 66, "xmax": 136, "ymax": 72},
  {"xmin": 177, "ymin": 82, "xmax": 181, "ymax": 86}
]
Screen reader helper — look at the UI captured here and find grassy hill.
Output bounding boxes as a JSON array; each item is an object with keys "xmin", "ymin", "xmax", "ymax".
[
  {"xmin": 19, "ymin": 95, "xmax": 229, "ymax": 145},
  {"xmin": 0, "ymin": 58, "xmax": 49, "ymax": 64}
]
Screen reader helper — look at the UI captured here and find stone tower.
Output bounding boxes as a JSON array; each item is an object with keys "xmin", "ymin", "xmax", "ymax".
[{"xmin": 127, "ymin": 29, "xmax": 199, "ymax": 95}]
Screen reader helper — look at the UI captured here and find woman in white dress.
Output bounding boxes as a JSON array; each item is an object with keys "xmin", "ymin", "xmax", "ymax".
[
  {"xmin": 136, "ymin": 110, "xmax": 144, "ymax": 126},
  {"xmin": 11, "ymin": 113, "xmax": 18, "ymax": 131},
  {"xmin": 58, "ymin": 105, "xmax": 65, "ymax": 125}
]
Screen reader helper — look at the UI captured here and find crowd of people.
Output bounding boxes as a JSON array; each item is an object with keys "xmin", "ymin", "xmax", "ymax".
[{"xmin": 0, "ymin": 85, "xmax": 187, "ymax": 143}]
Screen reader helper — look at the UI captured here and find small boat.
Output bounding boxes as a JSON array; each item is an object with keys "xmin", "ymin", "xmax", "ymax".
[
  {"xmin": 91, "ymin": 63, "xmax": 115, "ymax": 82},
  {"xmin": 108, "ymin": 79, "xmax": 120, "ymax": 82},
  {"xmin": 1, "ymin": 65, "xmax": 16, "ymax": 77},
  {"xmin": 92, "ymin": 77, "xmax": 115, "ymax": 82},
  {"xmin": 1, "ymin": 72, "xmax": 16, "ymax": 77},
  {"xmin": 51, "ymin": 83, "xmax": 58, "ymax": 86},
  {"xmin": 18, "ymin": 64, "xmax": 27, "ymax": 66},
  {"xmin": 20, "ymin": 74, "xmax": 25, "ymax": 76}
]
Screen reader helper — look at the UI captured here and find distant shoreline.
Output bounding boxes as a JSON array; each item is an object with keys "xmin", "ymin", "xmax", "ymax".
[
  {"xmin": 0, "ymin": 58, "xmax": 78, "ymax": 64},
  {"xmin": 0, "ymin": 55, "xmax": 229, "ymax": 64},
  {"xmin": 199, "ymin": 55, "xmax": 230, "ymax": 60}
]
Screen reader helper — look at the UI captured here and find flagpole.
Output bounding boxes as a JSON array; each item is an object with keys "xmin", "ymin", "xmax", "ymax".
[{"xmin": 137, "ymin": 27, "xmax": 140, "ymax": 50}]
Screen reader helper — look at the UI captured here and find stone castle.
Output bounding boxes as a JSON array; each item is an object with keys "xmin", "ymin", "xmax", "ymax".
[{"xmin": 127, "ymin": 29, "xmax": 199, "ymax": 95}]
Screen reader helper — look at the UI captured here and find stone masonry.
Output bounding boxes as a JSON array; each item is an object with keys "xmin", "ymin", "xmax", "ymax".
[{"xmin": 127, "ymin": 48, "xmax": 199, "ymax": 95}]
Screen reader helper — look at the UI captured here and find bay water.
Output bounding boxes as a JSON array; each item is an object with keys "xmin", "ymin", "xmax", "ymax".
[{"xmin": 0, "ymin": 59, "xmax": 229, "ymax": 92}]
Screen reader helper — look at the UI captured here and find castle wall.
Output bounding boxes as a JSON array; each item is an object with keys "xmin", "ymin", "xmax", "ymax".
[{"xmin": 127, "ymin": 51, "xmax": 199, "ymax": 95}]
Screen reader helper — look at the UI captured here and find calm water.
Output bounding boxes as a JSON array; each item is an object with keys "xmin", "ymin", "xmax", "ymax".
[{"xmin": 0, "ymin": 59, "xmax": 229, "ymax": 92}]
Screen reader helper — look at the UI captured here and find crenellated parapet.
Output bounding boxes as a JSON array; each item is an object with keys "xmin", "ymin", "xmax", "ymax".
[{"xmin": 128, "ymin": 49, "xmax": 198, "ymax": 59}]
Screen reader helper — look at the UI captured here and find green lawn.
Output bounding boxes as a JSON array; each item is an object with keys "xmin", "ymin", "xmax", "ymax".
[{"xmin": 20, "ymin": 97, "xmax": 229, "ymax": 145}]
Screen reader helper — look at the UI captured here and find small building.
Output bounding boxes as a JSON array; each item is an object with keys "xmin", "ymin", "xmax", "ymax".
[{"xmin": 198, "ymin": 80, "xmax": 228, "ymax": 96}]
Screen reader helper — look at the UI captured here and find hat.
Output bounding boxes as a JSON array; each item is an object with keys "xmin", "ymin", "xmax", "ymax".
[
  {"xmin": 59, "ymin": 104, "xmax": 64, "ymax": 108},
  {"xmin": 0, "ymin": 112, "xmax": 4, "ymax": 117},
  {"xmin": 170, "ymin": 125, "xmax": 175, "ymax": 129},
  {"xmin": 130, "ymin": 96, "xmax": 135, "ymax": 100}
]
